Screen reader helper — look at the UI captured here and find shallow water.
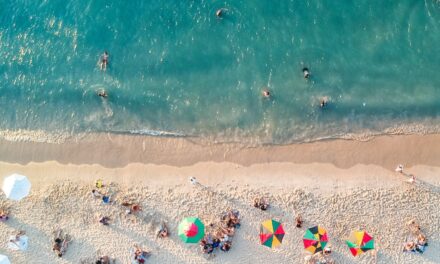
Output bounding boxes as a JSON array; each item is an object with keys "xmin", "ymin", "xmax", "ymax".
[{"xmin": 0, "ymin": 0, "xmax": 439, "ymax": 143}]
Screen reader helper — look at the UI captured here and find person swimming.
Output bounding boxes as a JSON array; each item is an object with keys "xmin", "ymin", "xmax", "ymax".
[
  {"xmin": 302, "ymin": 67, "xmax": 310, "ymax": 79},
  {"xmin": 262, "ymin": 89, "xmax": 271, "ymax": 98},
  {"xmin": 320, "ymin": 97, "xmax": 328, "ymax": 108},
  {"xmin": 99, "ymin": 51, "xmax": 109, "ymax": 71},
  {"xmin": 97, "ymin": 90, "xmax": 108, "ymax": 98},
  {"xmin": 216, "ymin": 8, "xmax": 227, "ymax": 18}
]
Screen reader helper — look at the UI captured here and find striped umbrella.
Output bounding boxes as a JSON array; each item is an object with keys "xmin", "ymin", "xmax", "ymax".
[
  {"xmin": 346, "ymin": 231, "xmax": 374, "ymax": 256},
  {"xmin": 303, "ymin": 226, "xmax": 328, "ymax": 254},
  {"xmin": 178, "ymin": 217, "xmax": 205, "ymax": 243},
  {"xmin": 260, "ymin": 219, "xmax": 285, "ymax": 248}
]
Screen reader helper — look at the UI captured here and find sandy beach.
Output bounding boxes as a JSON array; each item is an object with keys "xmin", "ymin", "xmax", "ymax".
[{"xmin": 0, "ymin": 133, "xmax": 440, "ymax": 263}]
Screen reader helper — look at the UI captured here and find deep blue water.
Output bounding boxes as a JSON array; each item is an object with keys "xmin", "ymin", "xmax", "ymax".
[{"xmin": 1, "ymin": 1, "xmax": 440, "ymax": 143}]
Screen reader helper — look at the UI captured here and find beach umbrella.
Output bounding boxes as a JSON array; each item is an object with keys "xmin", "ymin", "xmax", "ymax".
[
  {"xmin": 2, "ymin": 174, "xmax": 31, "ymax": 201},
  {"xmin": 303, "ymin": 226, "xmax": 328, "ymax": 254},
  {"xmin": 0, "ymin": 254, "xmax": 11, "ymax": 264},
  {"xmin": 178, "ymin": 217, "xmax": 205, "ymax": 243},
  {"xmin": 260, "ymin": 219, "xmax": 285, "ymax": 248},
  {"xmin": 346, "ymin": 231, "xmax": 374, "ymax": 256}
]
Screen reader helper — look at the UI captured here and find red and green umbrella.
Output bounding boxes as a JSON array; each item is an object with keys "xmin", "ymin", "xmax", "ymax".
[
  {"xmin": 178, "ymin": 217, "xmax": 205, "ymax": 243},
  {"xmin": 303, "ymin": 226, "xmax": 328, "ymax": 254},
  {"xmin": 346, "ymin": 231, "xmax": 374, "ymax": 256},
  {"xmin": 260, "ymin": 219, "xmax": 285, "ymax": 248}
]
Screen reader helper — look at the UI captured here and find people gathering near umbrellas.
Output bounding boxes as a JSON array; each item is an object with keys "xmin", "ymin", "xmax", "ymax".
[{"xmin": 0, "ymin": 173, "xmax": 432, "ymax": 263}]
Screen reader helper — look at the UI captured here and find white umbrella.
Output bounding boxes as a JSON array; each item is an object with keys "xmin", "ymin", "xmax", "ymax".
[
  {"xmin": 0, "ymin": 254, "xmax": 11, "ymax": 264},
  {"xmin": 2, "ymin": 173, "xmax": 31, "ymax": 201}
]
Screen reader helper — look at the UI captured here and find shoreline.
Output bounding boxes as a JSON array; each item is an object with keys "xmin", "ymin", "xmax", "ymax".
[{"xmin": 0, "ymin": 132, "xmax": 439, "ymax": 169}]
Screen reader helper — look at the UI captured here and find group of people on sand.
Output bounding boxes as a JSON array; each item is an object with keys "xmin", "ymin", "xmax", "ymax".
[
  {"xmin": 52, "ymin": 229, "xmax": 72, "ymax": 258},
  {"xmin": 403, "ymin": 220, "xmax": 428, "ymax": 253},
  {"xmin": 90, "ymin": 180, "xmax": 156, "ymax": 263},
  {"xmin": 200, "ymin": 209, "xmax": 241, "ymax": 256},
  {"xmin": 253, "ymin": 197, "xmax": 269, "ymax": 211}
]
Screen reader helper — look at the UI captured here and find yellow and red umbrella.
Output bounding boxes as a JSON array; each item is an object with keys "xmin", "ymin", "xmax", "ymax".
[
  {"xmin": 346, "ymin": 231, "xmax": 374, "ymax": 256},
  {"xmin": 260, "ymin": 219, "xmax": 285, "ymax": 248},
  {"xmin": 303, "ymin": 226, "xmax": 328, "ymax": 254}
]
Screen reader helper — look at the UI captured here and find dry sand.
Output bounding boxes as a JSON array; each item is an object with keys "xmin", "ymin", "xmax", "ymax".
[{"xmin": 0, "ymin": 134, "xmax": 439, "ymax": 263}]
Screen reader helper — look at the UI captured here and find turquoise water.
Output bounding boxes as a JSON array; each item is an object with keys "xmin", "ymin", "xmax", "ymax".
[{"xmin": 1, "ymin": 1, "xmax": 440, "ymax": 143}]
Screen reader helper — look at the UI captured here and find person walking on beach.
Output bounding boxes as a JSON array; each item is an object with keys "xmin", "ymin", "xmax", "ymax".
[{"xmin": 189, "ymin": 177, "xmax": 198, "ymax": 185}]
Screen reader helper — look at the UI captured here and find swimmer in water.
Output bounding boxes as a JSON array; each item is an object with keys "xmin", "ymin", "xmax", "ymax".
[
  {"xmin": 216, "ymin": 8, "xmax": 227, "ymax": 18},
  {"xmin": 97, "ymin": 90, "xmax": 108, "ymax": 98},
  {"xmin": 302, "ymin": 67, "xmax": 310, "ymax": 79},
  {"xmin": 320, "ymin": 97, "xmax": 328, "ymax": 108},
  {"xmin": 99, "ymin": 51, "xmax": 109, "ymax": 71},
  {"xmin": 262, "ymin": 89, "xmax": 271, "ymax": 98}
]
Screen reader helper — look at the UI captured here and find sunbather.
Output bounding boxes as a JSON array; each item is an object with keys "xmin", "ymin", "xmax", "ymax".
[
  {"xmin": 220, "ymin": 241, "xmax": 232, "ymax": 252},
  {"xmin": 52, "ymin": 229, "xmax": 71, "ymax": 257},
  {"xmin": 99, "ymin": 216, "xmax": 110, "ymax": 226},
  {"xmin": 133, "ymin": 244, "xmax": 150, "ymax": 264},
  {"xmin": 295, "ymin": 214, "xmax": 303, "ymax": 228},
  {"xmin": 156, "ymin": 222, "xmax": 169, "ymax": 238},
  {"xmin": 253, "ymin": 197, "xmax": 269, "ymax": 211},
  {"xmin": 403, "ymin": 241, "xmax": 416, "ymax": 252},
  {"xmin": 95, "ymin": 255, "xmax": 111, "ymax": 264},
  {"xmin": 0, "ymin": 209, "xmax": 9, "ymax": 222}
]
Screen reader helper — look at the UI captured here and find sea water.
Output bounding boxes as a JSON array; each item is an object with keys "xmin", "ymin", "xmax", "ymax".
[{"xmin": 0, "ymin": 0, "xmax": 439, "ymax": 144}]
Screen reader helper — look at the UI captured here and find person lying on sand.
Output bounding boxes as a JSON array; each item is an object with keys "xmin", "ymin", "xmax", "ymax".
[
  {"xmin": 156, "ymin": 222, "xmax": 169, "ymax": 238},
  {"xmin": 92, "ymin": 189, "xmax": 102, "ymax": 199},
  {"xmin": 295, "ymin": 214, "xmax": 303, "ymax": 228},
  {"xmin": 219, "ymin": 225, "xmax": 235, "ymax": 237},
  {"xmin": 222, "ymin": 209, "xmax": 241, "ymax": 228},
  {"xmin": 133, "ymin": 244, "xmax": 150, "ymax": 263},
  {"xmin": 102, "ymin": 194, "xmax": 112, "ymax": 204},
  {"xmin": 8, "ymin": 230, "xmax": 25, "ymax": 249},
  {"xmin": 122, "ymin": 202, "xmax": 142, "ymax": 215},
  {"xmin": 52, "ymin": 229, "xmax": 72, "ymax": 257},
  {"xmin": 0, "ymin": 209, "xmax": 9, "ymax": 222},
  {"xmin": 253, "ymin": 197, "xmax": 269, "ymax": 211},
  {"xmin": 403, "ymin": 241, "xmax": 416, "ymax": 252},
  {"xmin": 99, "ymin": 216, "xmax": 110, "ymax": 226},
  {"xmin": 220, "ymin": 240, "xmax": 232, "ymax": 252},
  {"xmin": 417, "ymin": 234, "xmax": 428, "ymax": 246},
  {"xmin": 95, "ymin": 255, "xmax": 111, "ymax": 264},
  {"xmin": 407, "ymin": 219, "xmax": 421, "ymax": 234},
  {"xmin": 200, "ymin": 240, "xmax": 214, "ymax": 254}
]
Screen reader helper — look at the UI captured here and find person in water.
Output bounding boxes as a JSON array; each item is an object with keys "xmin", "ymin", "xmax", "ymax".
[
  {"xmin": 97, "ymin": 90, "xmax": 108, "ymax": 98},
  {"xmin": 302, "ymin": 67, "xmax": 310, "ymax": 79},
  {"xmin": 100, "ymin": 51, "xmax": 109, "ymax": 71},
  {"xmin": 320, "ymin": 97, "xmax": 328, "ymax": 108},
  {"xmin": 216, "ymin": 8, "xmax": 227, "ymax": 18},
  {"xmin": 262, "ymin": 89, "xmax": 271, "ymax": 98}
]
